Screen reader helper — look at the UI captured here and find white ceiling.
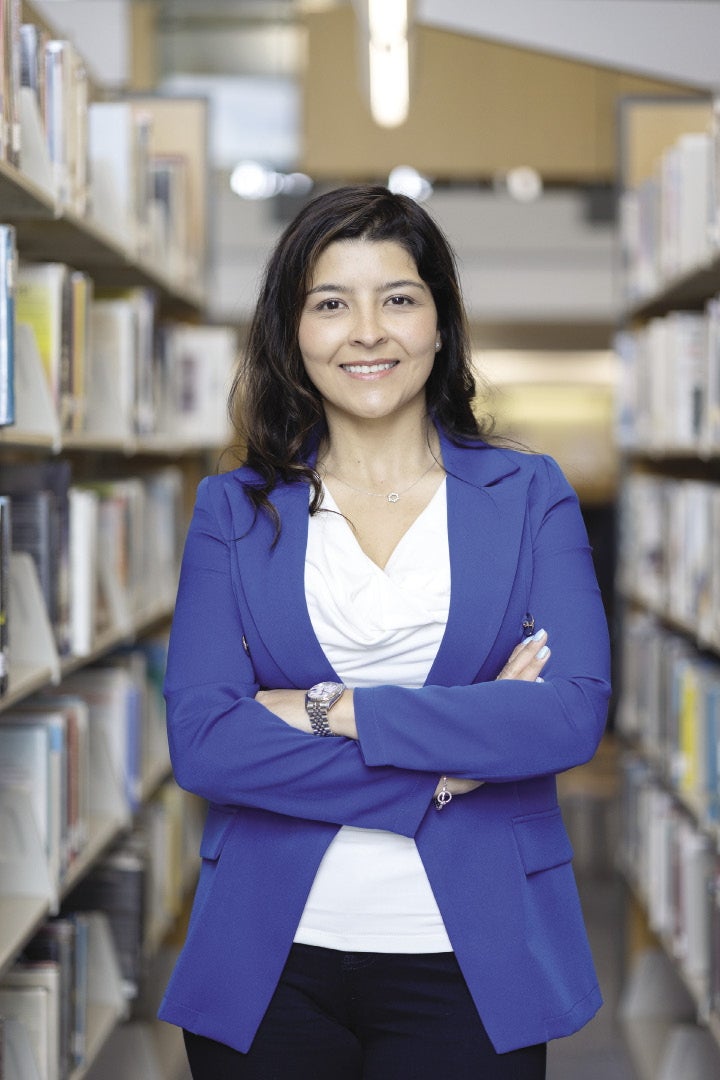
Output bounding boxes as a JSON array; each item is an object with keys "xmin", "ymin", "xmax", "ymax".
[{"xmin": 417, "ymin": 0, "xmax": 720, "ymax": 89}]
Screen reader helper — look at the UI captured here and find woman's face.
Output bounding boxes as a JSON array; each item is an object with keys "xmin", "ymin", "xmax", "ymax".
[{"xmin": 298, "ymin": 238, "xmax": 439, "ymax": 426}]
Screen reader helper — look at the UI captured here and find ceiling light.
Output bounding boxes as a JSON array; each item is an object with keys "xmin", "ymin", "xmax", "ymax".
[
  {"xmin": 367, "ymin": 0, "xmax": 410, "ymax": 128},
  {"xmin": 505, "ymin": 167, "xmax": 543, "ymax": 203},
  {"xmin": 230, "ymin": 161, "xmax": 283, "ymax": 200},
  {"xmin": 387, "ymin": 165, "xmax": 432, "ymax": 202}
]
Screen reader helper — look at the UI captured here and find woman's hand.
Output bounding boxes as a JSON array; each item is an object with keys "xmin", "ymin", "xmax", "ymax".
[
  {"xmin": 434, "ymin": 776, "xmax": 483, "ymax": 799},
  {"xmin": 495, "ymin": 628, "xmax": 550, "ymax": 683},
  {"xmin": 434, "ymin": 631, "xmax": 551, "ymax": 803},
  {"xmin": 255, "ymin": 689, "xmax": 311, "ymax": 733}
]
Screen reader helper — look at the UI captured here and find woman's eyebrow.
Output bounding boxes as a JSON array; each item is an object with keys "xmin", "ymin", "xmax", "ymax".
[
  {"xmin": 307, "ymin": 278, "xmax": 426, "ymax": 295},
  {"xmin": 306, "ymin": 282, "xmax": 350, "ymax": 295},
  {"xmin": 381, "ymin": 279, "xmax": 426, "ymax": 292}
]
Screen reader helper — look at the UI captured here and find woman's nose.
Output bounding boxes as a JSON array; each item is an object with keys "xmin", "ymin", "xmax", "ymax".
[{"xmin": 350, "ymin": 309, "xmax": 387, "ymax": 346}]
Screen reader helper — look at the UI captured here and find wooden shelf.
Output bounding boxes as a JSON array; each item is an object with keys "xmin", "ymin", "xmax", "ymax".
[
  {"xmin": 0, "ymin": 426, "xmax": 227, "ymax": 458},
  {"xmin": 0, "ymin": 896, "xmax": 50, "ymax": 977},
  {"xmin": 0, "ymin": 157, "xmax": 55, "ymax": 219},
  {"xmin": 61, "ymin": 816, "xmax": 129, "ymax": 900},
  {"xmin": 0, "ymin": 157, "xmax": 203, "ymax": 311},
  {"xmin": 623, "ymin": 253, "xmax": 720, "ymax": 322}
]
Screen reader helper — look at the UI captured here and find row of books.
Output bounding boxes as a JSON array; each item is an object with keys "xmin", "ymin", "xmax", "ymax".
[
  {"xmin": 614, "ymin": 309, "xmax": 719, "ymax": 455},
  {"xmin": 19, "ymin": 20, "xmax": 89, "ymax": 217},
  {"xmin": 0, "ymin": 641, "xmax": 171, "ymax": 906},
  {"xmin": 1, "ymin": 4, "xmax": 200, "ymax": 283},
  {"xmin": 0, "ymin": 243, "xmax": 237, "ymax": 441},
  {"xmin": 620, "ymin": 119, "xmax": 717, "ymax": 305},
  {"xmin": 87, "ymin": 99, "xmax": 194, "ymax": 280},
  {"xmin": 617, "ymin": 612, "xmax": 720, "ymax": 824},
  {"xmin": 0, "ymin": 779, "xmax": 205, "ymax": 1080},
  {"xmin": 0, "ymin": 912, "xmax": 94, "ymax": 1080},
  {"xmin": 0, "ymin": 462, "xmax": 184, "ymax": 672},
  {"xmin": 619, "ymin": 756, "xmax": 720, "ymax": 1024},
  {"xmin": 617, "ymin": 473, "xmax": 720, "ymax": 649}
]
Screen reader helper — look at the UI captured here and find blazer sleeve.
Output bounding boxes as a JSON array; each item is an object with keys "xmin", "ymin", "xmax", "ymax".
[
  {"xmin": 164, "ymin": 477, "xmax": 436, "ymax": 836},
  {"xmin": 353, "ymin": 456, "xmax": 612, "ymax": 781}
]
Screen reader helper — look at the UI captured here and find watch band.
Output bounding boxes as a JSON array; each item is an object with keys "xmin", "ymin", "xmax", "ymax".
[
  {"xmin": 306, "ymin": 700, "xmax": 336, "ymax": 737},
  {"xmin": 305, "ymin": 682, "xmax": 345, "ymax": 737}
]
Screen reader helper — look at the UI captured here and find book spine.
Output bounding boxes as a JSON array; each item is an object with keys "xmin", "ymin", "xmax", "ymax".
[
  {"xmin": 0, "ymin": 494, "xmax": 10, "ymax": 695},
  {"xmin": 0, "ymin": 224, "xmax": 16, "ymax": 426}
]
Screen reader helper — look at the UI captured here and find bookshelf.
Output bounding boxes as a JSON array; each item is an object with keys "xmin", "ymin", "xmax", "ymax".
[
  {"xmin": 615, "ymin": 94, "xmax": 720, "ymax": 1077},
  {"xmin": 0, "ymin": 5, "xmax": 229, "ymax": 1078}
]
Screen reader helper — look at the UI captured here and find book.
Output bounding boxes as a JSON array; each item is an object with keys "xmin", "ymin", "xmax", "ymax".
[
  {"xmin": 64, "ymin": 841, "xmax": 146, "ymax": 997},
  {"xmin": 0, "ymin": 459, "xmax": 71, "ymax": 654},
  {"xmin": 43, "ymin": 39, "xmax": 88, "ymax": 214},
  {"xmin": 87, "ymin": 289, "xmax": 157, "ymax": 438},
  {"xmin": 19, "ymin": 23, "xmax": 48, "ymax": 128},
  {"xmin": 158, "ymin": 322, "xmax": 236, "ymax": 444},
  {"xmin": 149, "ymin": 154, "xmax": 190, "ymax": 281},
  {"xmin": 0, "ymin": 717, "xmax": 62, "ymax": 902},
  {"xmin": 0, "ymin": 983, "xmax": 52, "ymax": 1080},
  {"xmin": 15, "ymin": 262, "xmax": 71, "ymax": 425},
  {"xmin": 29, "ymin": 693, "xmax": 91, "ymax": 870},
  {"xmin": 0, "ymin": 493, "xmax": 10, "ymax": 695},
  {"xmin": 21, "ymin": 919, "xmax": 77, "ymax": 1078},
  {"xmin": 1, "ymin": 962, "xmax": 60, "ymax": 1080},
  {"xmin": 63, "ymin": 664, "xmax": 141, "ymax": 817},
  {"xmin": 1, "ymin": 0, "xmax": 21, "ymax": 166},
  {"xmin": 0, "ymin": 223, "xmax": 16, "ymax": 427},
  {"xmin": 67, "ymin": 486, "xmax": 98, "ymax": 656},
  {"xmin": 87, "ymin": 100, "xmax": 152, "ymax": 256},
  {"xmin": 66, "ymin": 270, "xmax": 91, "ymax": 434}
]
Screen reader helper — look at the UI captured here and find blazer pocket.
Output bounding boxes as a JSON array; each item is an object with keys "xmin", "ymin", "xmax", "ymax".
[
  {"xmin": 199, "ymin": 806, "xmax": 237, "ymax": 861},
  {"xmin": 512, "ymin": 807, "xmax": 574, "ymax": 875}
]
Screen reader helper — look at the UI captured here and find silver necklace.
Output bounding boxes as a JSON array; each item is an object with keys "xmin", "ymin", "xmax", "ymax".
[{"xmin": 323, "ymin": 459, "xmax": 438, "ymax": 504}]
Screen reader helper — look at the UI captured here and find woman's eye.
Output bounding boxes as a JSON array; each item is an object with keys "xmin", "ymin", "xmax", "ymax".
[
  {"xmin": 387, "ymin": 294, "xmax": 414, "ymax": 306},
  {"xmin": 316, "ymin": 298, "xmax": 344, "ymax": 312}
]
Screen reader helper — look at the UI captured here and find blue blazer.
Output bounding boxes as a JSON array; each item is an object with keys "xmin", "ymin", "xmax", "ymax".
[{"xmin": 158, "ymin": 429, "xmax": 611, "ymax": 1054}]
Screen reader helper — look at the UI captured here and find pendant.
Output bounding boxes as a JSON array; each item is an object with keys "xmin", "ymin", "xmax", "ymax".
[{"xmin": 387, "ymin": 492, "xmax": 400, "ymax": 503}]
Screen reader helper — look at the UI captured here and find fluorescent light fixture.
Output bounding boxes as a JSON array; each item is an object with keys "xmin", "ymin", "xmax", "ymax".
[
  {"xmin": 388, "ymin": 165, "xmax": 432, "ymax": 202},
  {"xmin": 367, "ymin": 0, "xmax": 410, "ymax": 128}
]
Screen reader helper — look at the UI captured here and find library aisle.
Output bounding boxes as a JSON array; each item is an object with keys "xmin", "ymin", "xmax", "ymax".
[
  {"xmin": 548, "ymin": 874, "xmax": 636, "ymax": 1077},
  {"xmin": 543, "ymin": 744, "xmax": 635, "ymax": 1080}
]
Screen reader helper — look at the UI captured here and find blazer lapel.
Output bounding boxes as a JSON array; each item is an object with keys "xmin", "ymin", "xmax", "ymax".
[
  {"xmin": 232, "ymin": 479, "xmax": 338, "ymax": 687},
  {"xmin": 426, "ymin": 436, "xmax": 529, "ymax": 687}
]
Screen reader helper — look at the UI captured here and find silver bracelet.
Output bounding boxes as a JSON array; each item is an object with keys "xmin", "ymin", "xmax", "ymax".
[{"xmin": 433, "ymin": 776, "xmax": 453, "ymax": 810}]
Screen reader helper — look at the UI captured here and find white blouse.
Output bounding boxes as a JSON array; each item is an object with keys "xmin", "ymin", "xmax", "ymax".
[{"xmin": 295, "ymin": 480, "xmax": 453, "ymax": 952}]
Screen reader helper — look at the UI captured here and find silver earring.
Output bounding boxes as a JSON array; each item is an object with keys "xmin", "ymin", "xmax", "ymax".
[{"xmin": 435, "ymin": 338, "xmax": 441, "ymax": 351}]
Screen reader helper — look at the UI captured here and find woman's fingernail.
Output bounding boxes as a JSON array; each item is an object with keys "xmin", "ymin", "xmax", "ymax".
[
  {"xmin": 531, "ymin": 628, "xmax": 546, "ymax": 641},
  {"xmin": 536, "ymin": 645, "xmax": 549, "ymax": 660}
]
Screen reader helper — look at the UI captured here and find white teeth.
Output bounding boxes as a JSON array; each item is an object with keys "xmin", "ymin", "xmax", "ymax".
[{"xmin": 342, "ymin": 362, "xmax": 395, "ymax": 374}]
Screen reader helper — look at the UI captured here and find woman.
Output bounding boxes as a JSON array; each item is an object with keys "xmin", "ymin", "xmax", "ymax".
[{"xmin": 159, "ymin": 185, "xmax": 611, "ymax": 1078}]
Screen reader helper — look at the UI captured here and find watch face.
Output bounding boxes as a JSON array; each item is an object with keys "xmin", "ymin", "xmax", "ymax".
[{"xmin": 308, "ymin": 681, "xmax": 337, "ymax": 702}]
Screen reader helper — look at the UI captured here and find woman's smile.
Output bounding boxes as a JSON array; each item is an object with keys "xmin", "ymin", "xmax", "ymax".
[{"xmin": 340, "ymin": 360, "xmax": 399, "ymax": 377}]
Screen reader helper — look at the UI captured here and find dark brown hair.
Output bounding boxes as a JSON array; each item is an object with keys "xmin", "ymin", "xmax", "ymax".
[{"xmin": 228, "ymin": 184, "xmax": 490, "ymax": 532}]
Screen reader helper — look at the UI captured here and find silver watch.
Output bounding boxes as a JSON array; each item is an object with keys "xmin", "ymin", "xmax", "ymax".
[{"xmin": 305, "ymin": 681, "xmax": 345, "ymax": 736}]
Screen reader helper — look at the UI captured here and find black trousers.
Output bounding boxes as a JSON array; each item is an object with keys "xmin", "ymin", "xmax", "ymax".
[{"xmin": 183, "ymin": 944, "xmax": 547, "ymax": 1079}]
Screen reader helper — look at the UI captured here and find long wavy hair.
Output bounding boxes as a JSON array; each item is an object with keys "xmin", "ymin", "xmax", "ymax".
[{"xmin": 228, "ymin": 184, "xmax": 492, "ymax": 533}]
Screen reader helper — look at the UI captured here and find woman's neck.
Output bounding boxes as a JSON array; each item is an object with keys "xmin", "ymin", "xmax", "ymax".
[{"xmin": 319, "ymin": 414, "xmax": 441, "ymax": 487}]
